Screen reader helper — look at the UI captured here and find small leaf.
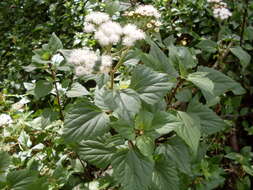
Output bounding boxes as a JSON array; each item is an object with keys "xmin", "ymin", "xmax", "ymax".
[
  {"xmin": 34, "ymin": 80, "xmax": 53, "ymax": 98},
  {"xmin": 48, "ymin": 33, "xmax": 63, "ymax": 54},
  {"xmin": 230, "ymin": 46, "xmax": 251, "ymax": 68},
  {"xmin": 135, "ymin": 110, "xmax": 153, "ymax": 131},
  {"xmin": 130, "ymin": 65, "xmax": 173, "ymax": 105},
  {"xmin": 63, "ymin": 100, "xmax": 110, "ymax": 142},
  {"xmin": 136, "ymin": 135, "xmax": 155, "ymax": 158},
  {"xmin": 110, "ymin": 120, "xmax": 135, "ymax": 140},
  {"xmin": 66, "ymin": 82, "xmax": 89, "ymax": 97}
]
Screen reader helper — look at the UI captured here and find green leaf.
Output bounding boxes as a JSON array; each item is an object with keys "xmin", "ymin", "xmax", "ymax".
[
  {"xmin": 230, "ymin": 46, "xmax": 251, "ymax": 68},
  {"xmin": 48, "ymin": 33, "xmax": 63, "ymax": 54},
  {"xmin": 169, "ymin": 46, "xmax": 197, "ymax": 69},
  {"xmin": 112, "ymin": 148, "xmax": 154, "ymax": 190},
  {"xmin": 78, "ymin": 137, "xmax": 116, "ymax": 168},
  {"xmin": 175, "ymin": 88, "xmax": 192, "ymax": 102},
  {"xmin": 198, "ymin": 66, "xmax": 245, "ymax": 104},
  {"xmin": 63, "ymin": 100, "xmax": 110, "ymax": 142},
  {"xmin": 157, "ymin": 137, "xmax": 192, "ymax": 174},
  {"xmin": 113, "ymin": 89, "xmax": 141, "ymax": 124},
  {"xmin": 66, "ymin": 82, "xmax": 89, "ymax": 97},
  {"xmin": 147, "ymin": 42, "xmax": 178, "ymax": 77},
  {"xmin": 110, "ymin": 120, "xmax": 135, "ymax": 140},
  {"xmin": 151, "ymin": 156, "xmax": 179, "ymax": 190},
  {"xmin": 136, "ymin": 135, "xmax": 155, "ymax": 158},
  {"xmin": 187, "ymin": 72, "xmax": 214, "ymax": 96},
  {"xmin": 135, "ymin": 110, "xmax": 153, "ymax": 131},
  {"xmin": 187, "ymin": 98, "xmax": 225, "ymax": 135},
  {"xmin": 175, "ymin": 111, "xmax": 201, "ymax": 155},
  {"xmin": 34, "ymin": 80, "xmax": 53, "ymax": 98},
  {"xmin": 130, "ymin": 65, "xmax": 173, "ymax": 104},
  {"xmin": 0, "ymin": 151, "xmax": 10, "ymax": 174},
  {"xmin": 153, "ymin": 112, "xmax": 181, "ymax": 137},
  {"xmin": 196, "ymin": 39, "xmax": 217, "ymax": 53},
  {"xmin": 95, "ymin": 88, "xmax": 141, "ymax": 124},
  {"xmin": 7, "ymin": 169, "xmax": 37, "ymax": 190}
]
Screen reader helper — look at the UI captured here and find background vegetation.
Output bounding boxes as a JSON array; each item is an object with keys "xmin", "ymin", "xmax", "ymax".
[{"xmin": 0, "ymin": 0, "xmax": 252, "ymax": 189}]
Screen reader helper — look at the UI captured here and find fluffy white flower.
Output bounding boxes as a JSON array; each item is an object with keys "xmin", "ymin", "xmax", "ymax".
[
  {"xmin": 207, "ymin": 0, "xmax": 221, "ymax": 3},
  {"xmin": 69, "ymin": 49, "xmax": 98, "ymax": 76},
  {"xmin": 0, "ymin": 114, "xmax": 13, "ymax": 126},
  {"xmin": 85, "ymin": 12, "xmax": 110, "ymax": 25},
  {"xmin": 75, "ymin": 66, "xmax": 89, "ymax": 76},
  {"xmin": 83, "ymin": 22, "xmax": 96, "ymax": 33},
  {"xmin": 95, "ymin": 21, "xmax": 122, "ymax": 46},
  {"xmin": 213, "ymin": 7, "xmax": 232, "ymax": 20},
  {"xmin": 135, "ymin": 5, "xmax": 161, "ymax": 18},
  {"xmin": 122, "ymin": 24, "xmax": 145, "ymax": 46},
  {"xmin": 100, "ymin": 55, "xmax": 113, "ymax": 73}
]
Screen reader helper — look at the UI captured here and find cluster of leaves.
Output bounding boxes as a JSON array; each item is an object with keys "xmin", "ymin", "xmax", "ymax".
[{"xmin": 1, "ymin": 0, "xmax": 253, "ymax": 190}]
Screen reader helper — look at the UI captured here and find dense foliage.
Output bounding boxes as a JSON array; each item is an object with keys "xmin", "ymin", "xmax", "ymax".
[{"xmin": 0, "ymin": 0, "xmax": 253, "ymax": 190}]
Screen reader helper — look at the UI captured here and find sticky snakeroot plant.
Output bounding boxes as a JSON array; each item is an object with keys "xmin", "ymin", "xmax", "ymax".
[{"xmin": 24, "ymin": 4, "xmax": 246, "ymax": 190}]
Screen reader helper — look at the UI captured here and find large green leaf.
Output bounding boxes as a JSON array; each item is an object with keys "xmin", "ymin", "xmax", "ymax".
[
  {"xmin": 157, "ymin": 137, "xmax": 192, "ymax": 174},
  {"xmin": 113, "ymin": 89, "xmax": 141, "ymax": 124},
  {"xmin": 151, "ymin": 156, "xmax": 179, "ymax": 190},
  {"xmin": 63, "ymin": 100, "xmax": 110, "ymax": 142},
  {"xmin": 196, "ymin": 39, "xmax": 217, "ymax": 53},
  {"xmin": 0, "ymin": 151, "xmax": 10, "ymax": 174},
  {"xmin": 169, "ymin": 46, "xmax": 197, "ymax": 69},
  {"xmin": 95, "ymin": 88, "xmax": 141, "ymax": 123},
  {"xmin": 147, "ymin": 42, "xmax": 178, "ymax": 77},
  {"xmin": 110, "ymin": 120, "xmax": 135, "ymax": 140},
  {"xmin": 198, "ymin": 66, "xmax": 245, "ymax": 104},
  {"xmin": 34, "ymin": 80, "xmax": 53, "ymax": 99},
  {"xmin": 112, "ymin": 148, "xmax": 154, "ymax": 190},
  {"xmin": 6, "ymin": 169, "xmax": 37, "ymax": 190},
  {"xmin": 187, "ymin": 72, "xmax": 214, "ymax": 96},
  {"xmin": 130, "ymin": 65, "xmax": 173, "ymax": 104},
  {"xmin": 187, "ymin": 98, "xmax": 225, "ymax": 135},
  {"xmin": 78, "ymin": 137, "xmax": 116, "ymax": 168},
  {"xmin": 66, "ymin": 82, "xmax": 89, "ymax": 97},
  {"xmin": 230, "ymin": 46, "xmax": 251, "ymax": 68},
  {"xmin": 153, "ymin": 112, "xmax": 181, "ymax": 137},
  {"xmin": 175, "ymin": 111, "xmax": 201, "ymax": 155}
]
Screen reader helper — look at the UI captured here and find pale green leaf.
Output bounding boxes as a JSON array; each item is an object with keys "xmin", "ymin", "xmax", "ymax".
[
  {"xmin": 230, "ymin": 46, "xmax": 251, "ymax": 68},
  {"xmin": 66, "ymin": 82, "xmax": 89, "ymax": 97}
]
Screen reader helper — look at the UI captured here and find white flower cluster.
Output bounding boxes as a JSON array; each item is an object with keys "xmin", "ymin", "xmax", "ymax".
[
  {"xmin": 122, "ymin": 24, "xmax": 146, "ymax": 46},
  {"xmin": 83, "ymin": 11, "xmax": 145, "ymax": 47},
  {"xmin": 68, "ymin": 49, "xmax": 113, "ymax": 76},
  {"xmin": 135, "ymin": 5, "xmax": 161, "ymax": 18},
  {"xmin": 0, "ymin": 114, "xmax": 13, "ymax": 126},
  {"xmin": 94, "ymin": 21, "xmax": 122, "ymax": 46},
  {"xmin": 124, "ymin": 5, "xmax": 161, "ymax": 32},
  {"xmin": 207, "ymin": 0, "xmax": 232, "ymax": 20}
]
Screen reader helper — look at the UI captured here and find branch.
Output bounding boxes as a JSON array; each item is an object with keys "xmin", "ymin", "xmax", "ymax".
[{"xmin": 240, "ymin": 0, "xmax": 249, "ymax": 46}]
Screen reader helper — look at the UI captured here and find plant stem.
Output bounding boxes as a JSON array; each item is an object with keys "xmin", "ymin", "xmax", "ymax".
[
  {"xmin": 166, "ymin": 78, "xmax": 184, "ymax": 110},
  {"xmin": 49, "ymin": 63, "xmax": 64, "ymax": 121},
  {"xmin": 213, "ymin": 41, "xmax": 234, "ymax": 69},
  {"xmin": 110, "ymin": 48, "xmax": 130, "ymax": 89},
  {"xmin": 240, "ymin": 0, "xmax": 249, "ymax": 46}
]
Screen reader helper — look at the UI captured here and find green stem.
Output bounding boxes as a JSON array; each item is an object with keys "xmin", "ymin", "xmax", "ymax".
[{"xmin": 110, "ymin": 48, "xmax": 130, "ymax": 89}]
